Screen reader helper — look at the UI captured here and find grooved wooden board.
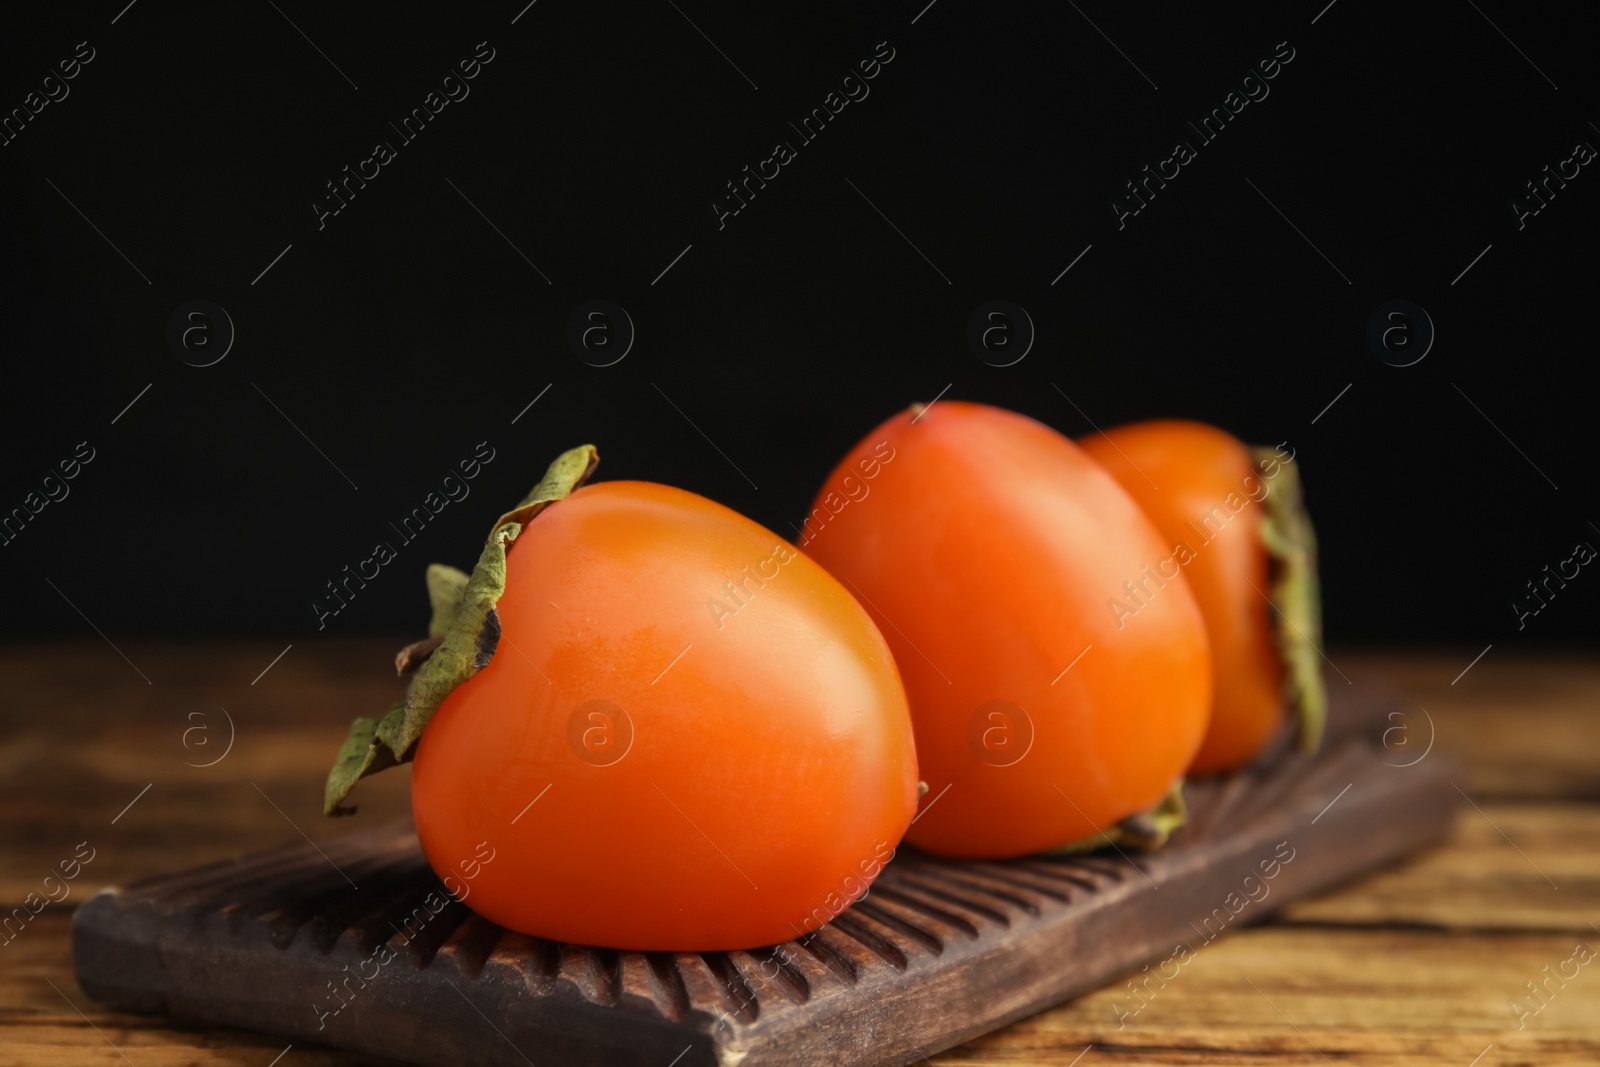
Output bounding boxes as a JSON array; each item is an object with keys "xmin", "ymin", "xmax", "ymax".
[{"xmin": 67, "ymin": 681, "xmax": 1459, "ymax": 1067}]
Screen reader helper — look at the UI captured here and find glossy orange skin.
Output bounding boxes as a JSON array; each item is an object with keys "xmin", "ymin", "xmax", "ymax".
[
  {"xmin": 411, "ymin": 480, "xmax": 918, "ymax": 951},
  {"xmin": 1079, "ymin": 421, "xmax": 1284, "ymax": 774},
  {"xmin": 802, "ymin": 402, "xmax": 1211, "ymax": 859}
]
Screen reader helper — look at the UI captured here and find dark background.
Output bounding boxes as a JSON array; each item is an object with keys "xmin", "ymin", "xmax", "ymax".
[{"xmin": 1, "ymin": 0, "xmax": 1593, "ymax": 651}]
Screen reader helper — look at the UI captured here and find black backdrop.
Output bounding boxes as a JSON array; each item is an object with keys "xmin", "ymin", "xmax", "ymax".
[{"xmin": 2, "ymin": 1, "xmax": 1594, "ymax": 651}]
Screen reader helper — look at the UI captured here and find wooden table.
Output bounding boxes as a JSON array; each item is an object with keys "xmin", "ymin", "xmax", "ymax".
[{"xmin": 3, "ymin": 641, "xmax": 1596, "ymax": 1065}]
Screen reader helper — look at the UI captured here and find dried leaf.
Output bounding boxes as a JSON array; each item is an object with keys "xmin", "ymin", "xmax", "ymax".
[
  {"xmin": 1254, "ymin": 447, "xmax": 1327, "ymax": 754},
  {"xmin": 492, "ymin": 444, "xmax": 600, "ymax": 532},
  {"xmin": 323, "ymin": 706, "xmax": 403, "ymax": 817},
  {"xmin": 426, "ymin": 564, "xmax": 471, "ymax": 638},
  {"xmin": 322, "ymin": 445, "xmax": 599, "ymax": 816},
  {"xmin": 1042, "ymin": 778, "xmax": 1188, "ymax": 855},
  {"xmin": 372, "ymin": 530, "xmax": 511, "ymax": 763}
]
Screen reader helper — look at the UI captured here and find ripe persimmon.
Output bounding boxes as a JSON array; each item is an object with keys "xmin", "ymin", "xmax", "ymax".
[
  {"xmin": 401, "ymin": 471, "xmax": 918, "ymax": 951},
  {"xmin": 1078, "ymin": 420, "xmax": 1323, "ymax": 774},
  {"xmin": 801, "ymin": 402, "xmax": 1211, "ymax": 859}
]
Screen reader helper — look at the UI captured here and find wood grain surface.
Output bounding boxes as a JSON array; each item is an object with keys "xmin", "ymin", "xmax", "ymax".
[{"xmin": 2, "ymin": 640, "xmax": 1597, "ymax": 1065}]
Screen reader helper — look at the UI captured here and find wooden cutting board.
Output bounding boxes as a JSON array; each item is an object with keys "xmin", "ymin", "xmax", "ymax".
[{"xmin": 71, "ymin": 682, "xmax": 1458, "ymax": 1067}]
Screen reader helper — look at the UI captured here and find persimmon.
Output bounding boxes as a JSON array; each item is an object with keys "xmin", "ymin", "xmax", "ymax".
[
  {"xmin": 801, "ymin": 402, "xmax": 1211, "ymax": 859},
  {"xmin": 332, "ymin": 450, "xmax": 919, "ymax": 951},
  {"xmin": 1077, "ymin": 420, "xmax": 1324, "ymax": 774}
]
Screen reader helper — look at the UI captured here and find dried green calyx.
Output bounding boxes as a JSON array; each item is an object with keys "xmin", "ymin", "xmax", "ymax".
[
  {"xmin": 1253, "ymin": 446, "xmax": 1326, "ymax": 754},
  {"xmin": 322, "ymin": 444, "xmax": 599, "ymax": 816},
  {"xmin": 1043, "ymin": 778, "xmax": 1189, "ymax": 855}
]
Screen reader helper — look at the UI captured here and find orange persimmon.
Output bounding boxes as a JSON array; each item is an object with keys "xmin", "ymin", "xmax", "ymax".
[
  {"xmin": 801, "ymin": 401, "xmax": 1212, "ymax": 859},
  {"xmin": 410, "ymin": 479, "xmax": 919, "ymax": 950},
  {"xmin": 1078, "ymin": 420, "xmax": 1323, "ymax": 774}
]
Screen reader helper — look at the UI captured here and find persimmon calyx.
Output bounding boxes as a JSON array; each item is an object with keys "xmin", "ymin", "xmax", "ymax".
[
  {"xmin": 322, "ymin": 444, "xmax": 600, "ymax": 817},
  {"xmin": 1253, "ymin": 446, "xmax": 1327, "ymax": 754},
  {"xmin": 392, "ymin": 564, "xmax": 471, "ymax": 674},
  {"xmin": 1041, "ymin": 778, "xmax": 1188, "ymax": 855}
]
